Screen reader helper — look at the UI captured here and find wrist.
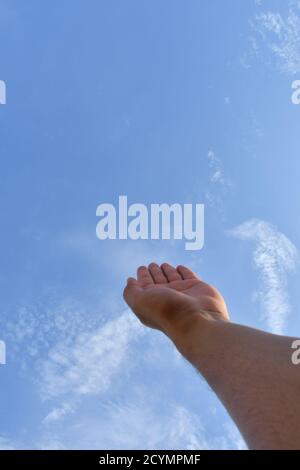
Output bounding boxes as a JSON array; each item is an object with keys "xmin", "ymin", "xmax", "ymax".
[{"xmin": 166, "ymin": 311, "xmax": 221, "ymax": 364}]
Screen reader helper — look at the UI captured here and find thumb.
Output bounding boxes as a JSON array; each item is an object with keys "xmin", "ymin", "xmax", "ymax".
[{"xmin": 123, "ymin": 277, "xmax": 141, "ymax": 308}]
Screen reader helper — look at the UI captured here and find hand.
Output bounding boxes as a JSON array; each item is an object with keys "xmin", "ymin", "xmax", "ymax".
[{"xmin": 123, "ymin": 262, "xmax": 229, "ymax": 341}]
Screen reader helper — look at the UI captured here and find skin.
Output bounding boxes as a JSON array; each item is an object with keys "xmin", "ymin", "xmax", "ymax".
[{"xmin": 123, "ymin": 262, "xmax": 300, "ymax": 450}]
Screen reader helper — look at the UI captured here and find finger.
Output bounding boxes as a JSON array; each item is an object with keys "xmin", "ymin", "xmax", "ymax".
[
  {"xmin": 127, "ymin": 277, "xmax": 138, "ymax": 286},
  {"xmin": 123, "ymin": 277, "xmax": 141, "ymax": 306},
  {"xmin": 148, "ymin": 262, "xmax": 167, "ymax": 284},
  {"xmin": 176, "ymin": 265, "xmax": 199, "ymax": 280},
  {"xmin": 161, "ymin": 262, "xmax": 181, "ymax": 282},
  {"xmin": 137, "ymin": 266, "xmax": 154, "ymax": 287}
]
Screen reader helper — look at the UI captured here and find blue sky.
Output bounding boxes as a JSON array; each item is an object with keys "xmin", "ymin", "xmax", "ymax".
[{"xmin": 0, "ymin": 0, "xmax": 300, "ymax": 450}]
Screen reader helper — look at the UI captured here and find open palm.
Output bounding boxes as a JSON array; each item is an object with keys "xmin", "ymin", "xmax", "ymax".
[{"xmin": 123, "ymin": 263, "xmax": 229, "ymax": 334}]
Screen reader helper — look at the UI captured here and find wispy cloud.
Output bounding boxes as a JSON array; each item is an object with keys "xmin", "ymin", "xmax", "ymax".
[
  {"xmin": 2, "ymin": 298, "xmax": 101, "ymax": 366},
  {"xmin": 38, "ymin": 401, "xmax": 245, "ymax": 450},
  {"xmin": 230, "ymin": 218, "xmax": 298, "ymax": 333},
  {"xmin": 1, "ymin": 295, "xmax": 246, "ymax": 450},
  {"xmin": 92, "ymin": 404, "xmax": 211, "ymax": 450},
  {"xmin": 223, "ymin": 422, "xmax": 247, "ymax": 450},
  {"xmin": 39, "ymin": 311, "xmax": 144, "ymax": 400},
  {"xmin": 207, "ymin": 150, "xmax": 230, "ymax": 187},
  {"xmin": 1, "ymin": 297, "xmax": 144, "ymax": 420},
  {"xmin": 253, "ymin": 3, "xmax": 300, "ymax": 74},
  {"xmin": 205, "ymin": 150, "xmax": 232, "ymax": 218},
  {"xmin": 43, "ymin": 404, "xmax": 75, "ymax": 424}
]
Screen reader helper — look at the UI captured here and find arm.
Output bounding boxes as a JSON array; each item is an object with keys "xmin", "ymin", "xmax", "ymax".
[
  {"xmin": 123, "ymin": 262, "xmax": 300, "ymax": 450},
  {"xmin": 175, "ymin": 318, "xmax": 300, "ymax": 450}
]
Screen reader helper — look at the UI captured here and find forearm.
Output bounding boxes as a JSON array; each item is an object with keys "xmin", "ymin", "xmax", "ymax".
[
  {"xmin": 123, "ymin": 262, "xmax": 300, "ymax": 448},
  {"xmin": 169, "ymin": 317, "xmax": 300, "ymax": 449}
]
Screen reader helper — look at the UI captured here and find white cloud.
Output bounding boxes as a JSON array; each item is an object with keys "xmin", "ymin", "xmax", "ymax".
[
  {"xmin": 38, "ymin": 401, "xmax": 246, "ymax": 450},
  {"xmin": 222, "ymin": 422, "xmax": 247, "ymax": 450},
  {"xmin": 98, "ymin": 404, "xmax": 211, "ymax": 450},
  {"xmin": 2, "ymin": 299, "xmax": 101, "ymax": 367},
  {"xmin": 2, "ymin": 296, "xmax": 247, "ymax": 450},
  {"xmin": 253, "ymin": 4, "xmax": 300, "ymax": 74},
  {"xmin": 207, "ymin": 150, "xmax": 229, "ymax": 186},
  {"xmin": 166, "ymin": 406, "xmax": 211, "ymax": 450},
  {"xmin": 43, "ymin": 404, "xmax": 75, "ymax": 424},
  {"xmin": 205, "ymin": 150, "xmax": 232, "ymax": 218},
  {"xmin": 230, "ymin": 218, "xmax": 298, "ymax": 333},
  {"xmin": 39, "ymin": 311, "xmax": 144, "ymax": 399}
]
